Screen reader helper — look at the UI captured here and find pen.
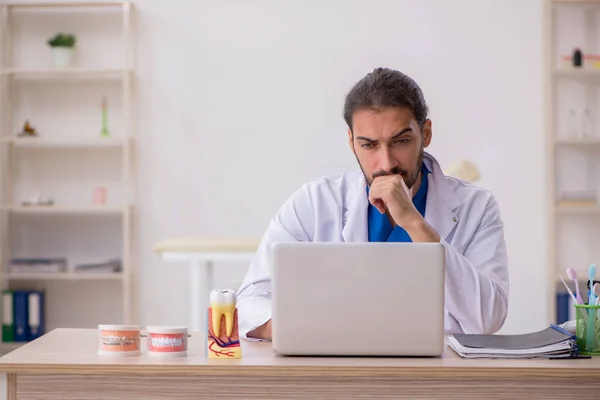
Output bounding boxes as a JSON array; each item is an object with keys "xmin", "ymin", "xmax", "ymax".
[
  {"xmin": 549, "ymin": 355, "xmax": 592, "ymax": 360},
  {"xmin": 586, "ymin": 265, "xmax": 596, "ymax": 352}
]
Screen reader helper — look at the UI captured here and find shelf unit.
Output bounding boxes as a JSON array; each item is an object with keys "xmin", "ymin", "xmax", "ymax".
[
  {"xmin": 545, "ymin": 0, "xmax": 600, "ymax": 324},
  {"xmin": 0, "ymin": 1, "xmax": 135, "ymax": 350}
]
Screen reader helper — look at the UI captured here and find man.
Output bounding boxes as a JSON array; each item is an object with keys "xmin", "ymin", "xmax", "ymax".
[{"xmin": 236, "ymin": 67, "xmax": 509, "ymax": 340}]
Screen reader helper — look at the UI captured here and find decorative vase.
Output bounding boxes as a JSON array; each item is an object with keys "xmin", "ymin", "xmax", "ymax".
[{"xmin": 52, "ymin": 47, "xmax": 74, "ymax": 68}]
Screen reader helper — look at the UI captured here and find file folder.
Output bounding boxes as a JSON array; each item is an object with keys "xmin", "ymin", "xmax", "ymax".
[
  {"xmin": 13, "ymin": 291, "xmax": 29, "ymax": 342},
  {"xmin": 2, "ymin": 290, "xmax": 13, "ymax": 342},
  {"xmin": 28, "ymin": 291, "xmax": 44, "ymax": 340}
]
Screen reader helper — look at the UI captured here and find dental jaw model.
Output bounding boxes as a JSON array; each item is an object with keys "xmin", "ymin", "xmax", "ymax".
[{"xmin": 208, "ymin": 289, "xmax": 242, "ymax": 358}]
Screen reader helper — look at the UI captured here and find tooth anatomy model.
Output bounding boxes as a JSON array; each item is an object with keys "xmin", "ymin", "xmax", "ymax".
[{"xmin": 208, "ymin": 289, "xmax": 242, "ymax": 359}]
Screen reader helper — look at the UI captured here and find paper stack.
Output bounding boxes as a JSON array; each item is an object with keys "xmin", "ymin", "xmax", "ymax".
[{"xmin": 447, "ymin": 325, "xmax": 579, "ymax": 359}]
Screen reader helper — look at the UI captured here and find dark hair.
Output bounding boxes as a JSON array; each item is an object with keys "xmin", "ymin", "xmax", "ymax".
[{"xmin": 343, "ymin": 67, "xmax": 429, "ymax": 132}]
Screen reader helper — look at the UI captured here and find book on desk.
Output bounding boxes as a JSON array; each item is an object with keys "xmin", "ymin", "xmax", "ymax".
[{"xmin": 447, "ymin": 324, "xmax": 580, "ymax": 359}]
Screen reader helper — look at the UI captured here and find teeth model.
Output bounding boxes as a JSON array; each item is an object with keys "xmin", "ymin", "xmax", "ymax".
[
  {"xmin": 150, "ymin": 336, "xmax": 183, "ymax": 349},
  {"xmin": 210, "ymin": 289, "xmax": 236, "ymax": 338}
]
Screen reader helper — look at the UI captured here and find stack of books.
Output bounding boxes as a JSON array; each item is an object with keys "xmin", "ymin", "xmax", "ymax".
[
  {"xmin": 9, "ymin": 258, "xmax": 67, "ymax": 273},
  {"xmin": 447, "ymin": 325, "xmax": 579, "ymax": 359},
  {"xmin": 74, "ymin": 258, "xmax": 122, "ymax": 273}
]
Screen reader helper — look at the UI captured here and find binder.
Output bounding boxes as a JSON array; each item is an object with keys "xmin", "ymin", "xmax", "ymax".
[
  {"xmin": 13, "ymin": 291, "xmax": 29, "ymax": 342},
  {"xmin": 28, "ymin": 291, "xmax": 44, "ymax": 340},
  {"xmin": 2, "ymin": 290, "xmax": 14, "ymax": 342},
  {"xmin": 556, "ymin": 292, "xmax": 570, "ymax": 325}
]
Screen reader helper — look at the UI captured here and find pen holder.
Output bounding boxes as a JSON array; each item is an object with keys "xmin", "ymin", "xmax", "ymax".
[{"xmin": 575, "ymin": 304, "xmax": 600, "ymax": 355}]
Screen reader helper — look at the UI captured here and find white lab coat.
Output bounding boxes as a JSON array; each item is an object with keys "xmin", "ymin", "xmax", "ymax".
[{"xmin": 236, "ymin": 151, "xmax": 509, "ymax": 338}]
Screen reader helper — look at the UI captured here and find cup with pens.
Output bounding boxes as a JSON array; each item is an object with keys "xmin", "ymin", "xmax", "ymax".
[{"xmin": 561, "ymin": 265, "xmax": 600, "ymax": 355}]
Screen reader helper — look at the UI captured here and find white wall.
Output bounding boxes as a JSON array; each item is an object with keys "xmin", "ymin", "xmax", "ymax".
[{"xmin": 135, "ymin": 0, "xmax": 546, "ymax": 334}]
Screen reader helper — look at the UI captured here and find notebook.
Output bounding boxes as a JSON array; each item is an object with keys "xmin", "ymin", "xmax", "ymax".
[{"xmin": 447, "ymin": 325, "xmax": 579, "ymax": 359}]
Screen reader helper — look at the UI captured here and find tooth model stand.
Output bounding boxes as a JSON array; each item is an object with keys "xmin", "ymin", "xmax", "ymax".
[{"xmin": 207, "ymin": 289, "xmax": 242, "ymax": 359}]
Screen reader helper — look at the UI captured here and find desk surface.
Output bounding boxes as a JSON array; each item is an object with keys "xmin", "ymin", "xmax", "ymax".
[{"xmin": 0, "ymin": 328, "xmax": 598, "ymax": 377}]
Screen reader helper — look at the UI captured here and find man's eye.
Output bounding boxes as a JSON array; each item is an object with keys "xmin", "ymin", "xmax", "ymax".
[
  {"xmin": 361, "ymin": 143, "xmax": 374, "ymax": 149},
  {"xmin": 395, "ymin": 138, "xmax": 410, "ymax": 144}
]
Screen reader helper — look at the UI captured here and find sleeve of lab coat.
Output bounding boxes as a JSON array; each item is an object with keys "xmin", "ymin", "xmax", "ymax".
[
  {"xmin": 442, "ymin": 197, "xmax": 509, "ymax": 335},
  {"xmin": 235, "ymin": 186, "xmax": 314, "ymax": 340}
]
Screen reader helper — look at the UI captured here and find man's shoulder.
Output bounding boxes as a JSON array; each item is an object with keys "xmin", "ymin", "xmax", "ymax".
[
  {"xmin": 305, "ymin": 170, "xmax": 363, "ymax": 187},
  {"xmin": 443, "ymin": 175, "xmax": 499, "ymax": 212},
  {"xmin": 283, "ymin": 170, "xmax": 363, "ymax": 211},
  {"xmin": 301, "ymin": 170, "xmax": 364, "ymax": 196}
]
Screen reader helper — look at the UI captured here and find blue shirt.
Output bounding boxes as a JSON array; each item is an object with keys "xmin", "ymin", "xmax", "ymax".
[{"xmin": 367, "ymin": 163, "xmax": 430, "ymax": 242}]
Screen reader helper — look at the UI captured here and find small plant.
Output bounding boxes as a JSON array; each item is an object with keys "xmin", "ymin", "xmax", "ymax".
[{"xmin": 47, "ymin": 33, "xmax": 76, "ymax": 48}]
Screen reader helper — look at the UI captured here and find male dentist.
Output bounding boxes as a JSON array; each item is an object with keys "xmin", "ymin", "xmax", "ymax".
[{"xmin": 236, "ymin": 67, "xmax": 509, "ymax": 341}]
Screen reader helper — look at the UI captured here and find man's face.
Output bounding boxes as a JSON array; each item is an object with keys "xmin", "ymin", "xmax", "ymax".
[{"xmin": 348, "ymin": 107, "xmax": 432, "ymax": 188}]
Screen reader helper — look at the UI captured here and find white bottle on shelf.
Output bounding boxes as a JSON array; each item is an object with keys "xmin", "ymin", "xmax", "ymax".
[
  {"xmin": 582, "ymin": 107, "xmax": 594, "ymax": 138},
  {"xmin": 568, "ymin": 108, "xmax": 579, "ymax": 139}
]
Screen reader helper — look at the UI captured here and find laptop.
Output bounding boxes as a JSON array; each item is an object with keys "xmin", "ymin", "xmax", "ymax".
[{"xmin": 270, "ymin": 241, "xmax": 445, "ymax": 357}]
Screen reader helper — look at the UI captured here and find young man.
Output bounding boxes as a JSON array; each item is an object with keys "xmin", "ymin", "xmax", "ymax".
[{"xmin": 236, "ymin": 67, "xmax": 509, "ymax": 341}]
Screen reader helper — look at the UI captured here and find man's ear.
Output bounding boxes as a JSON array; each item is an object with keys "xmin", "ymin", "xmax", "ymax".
[
  {"xmin": 422, "ymin": 119, "xmax": 432, "ymax": 148},
  {"xmin": 347, "ymin": 128, "xmax": 355, "ymax": 153}
]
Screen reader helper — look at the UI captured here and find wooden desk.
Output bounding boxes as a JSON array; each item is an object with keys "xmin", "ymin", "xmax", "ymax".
[{"xmin": 0, "ymin": 328, "xmax": 599, "ymax": 399}]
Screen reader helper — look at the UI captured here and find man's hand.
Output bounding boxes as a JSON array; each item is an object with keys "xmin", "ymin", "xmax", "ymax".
[
  {"xmin": 247, "ymin": 319, "xmax": 272, "ymax": 341},
  {"xmin": 368, "ymin": 175, "xmax": 419, "ymax": 227},
  {"xmin": 368, "ymin": 174, "xmax": 440, "ymax": 243}
]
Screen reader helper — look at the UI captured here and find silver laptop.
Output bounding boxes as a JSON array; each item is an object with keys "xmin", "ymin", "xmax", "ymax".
[{"xmin": 270, "ymin": 241, "xmax": 445, "ymax": 357}]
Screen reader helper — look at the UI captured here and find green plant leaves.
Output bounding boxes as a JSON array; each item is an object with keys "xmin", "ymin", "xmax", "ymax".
[{"xmin": 47, "ymin": 33, "xmax": 76, "ymax": 48}]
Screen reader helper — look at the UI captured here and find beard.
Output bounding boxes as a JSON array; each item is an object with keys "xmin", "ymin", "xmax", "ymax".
[{"xmin": 355, "ymin": 145, "xmax": 424, "ymax": 189}]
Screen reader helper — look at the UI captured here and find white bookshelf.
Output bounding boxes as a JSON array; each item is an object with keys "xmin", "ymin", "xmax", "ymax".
[
  {"xmin": 0, "ymin": 1, "xmax": 135, "ymax": 350},
  {"xmin": 545, "ymin": 0, "xmax": 600, "ymax": 324}
]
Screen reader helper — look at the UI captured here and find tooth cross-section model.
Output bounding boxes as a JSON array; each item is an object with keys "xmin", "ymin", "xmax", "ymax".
[
  {"xmin": 207, "ymin": 289, "xmax": 242, "ymax": 359},
  {"xmin": 210, "ymin": 289, "xmax": 236, "ymax": 337}
]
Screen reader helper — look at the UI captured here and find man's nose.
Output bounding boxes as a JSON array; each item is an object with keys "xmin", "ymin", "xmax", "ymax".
[{"xmin": 378, "ymin": 148, "xmax": 396, "ymax": 173}]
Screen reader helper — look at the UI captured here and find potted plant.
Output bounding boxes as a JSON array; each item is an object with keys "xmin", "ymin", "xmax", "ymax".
[{"xmin": 47, "ymin": 33, "xmax": 76, "ymax": 68}]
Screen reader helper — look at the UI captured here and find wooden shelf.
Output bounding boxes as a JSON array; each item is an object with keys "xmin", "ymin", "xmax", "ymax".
[
  {"xmin": 0, "ymin": 205, "xmax": 127, "ymax": 215},
  {"xmin": 5, "ymin": 272, "xmax": 123, "ymax": 281},
  {"xmin": 1, "ymin": 68, "xmax": 131, "ymax": 81},
  {"xmin": 553, "ymin": 68, "xmax": 600, "ymax": 78},
  {"xmin": 551, "ymin": 0, "xmax": 600, "ymax": 5},
  {"xmin": 4, "ymin": 2, "xmax": 128, "ymax": 8},
  {"xmin": 1, "ymin": 137, "xmax": 126, "ymax": 148},
  {"xmin": 554, "ymin": 137, "xmax": 600, "ymax": 145},
  {"xmin": 556, "ymin": 204, "xmax": 600, "ymax": 214}
]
